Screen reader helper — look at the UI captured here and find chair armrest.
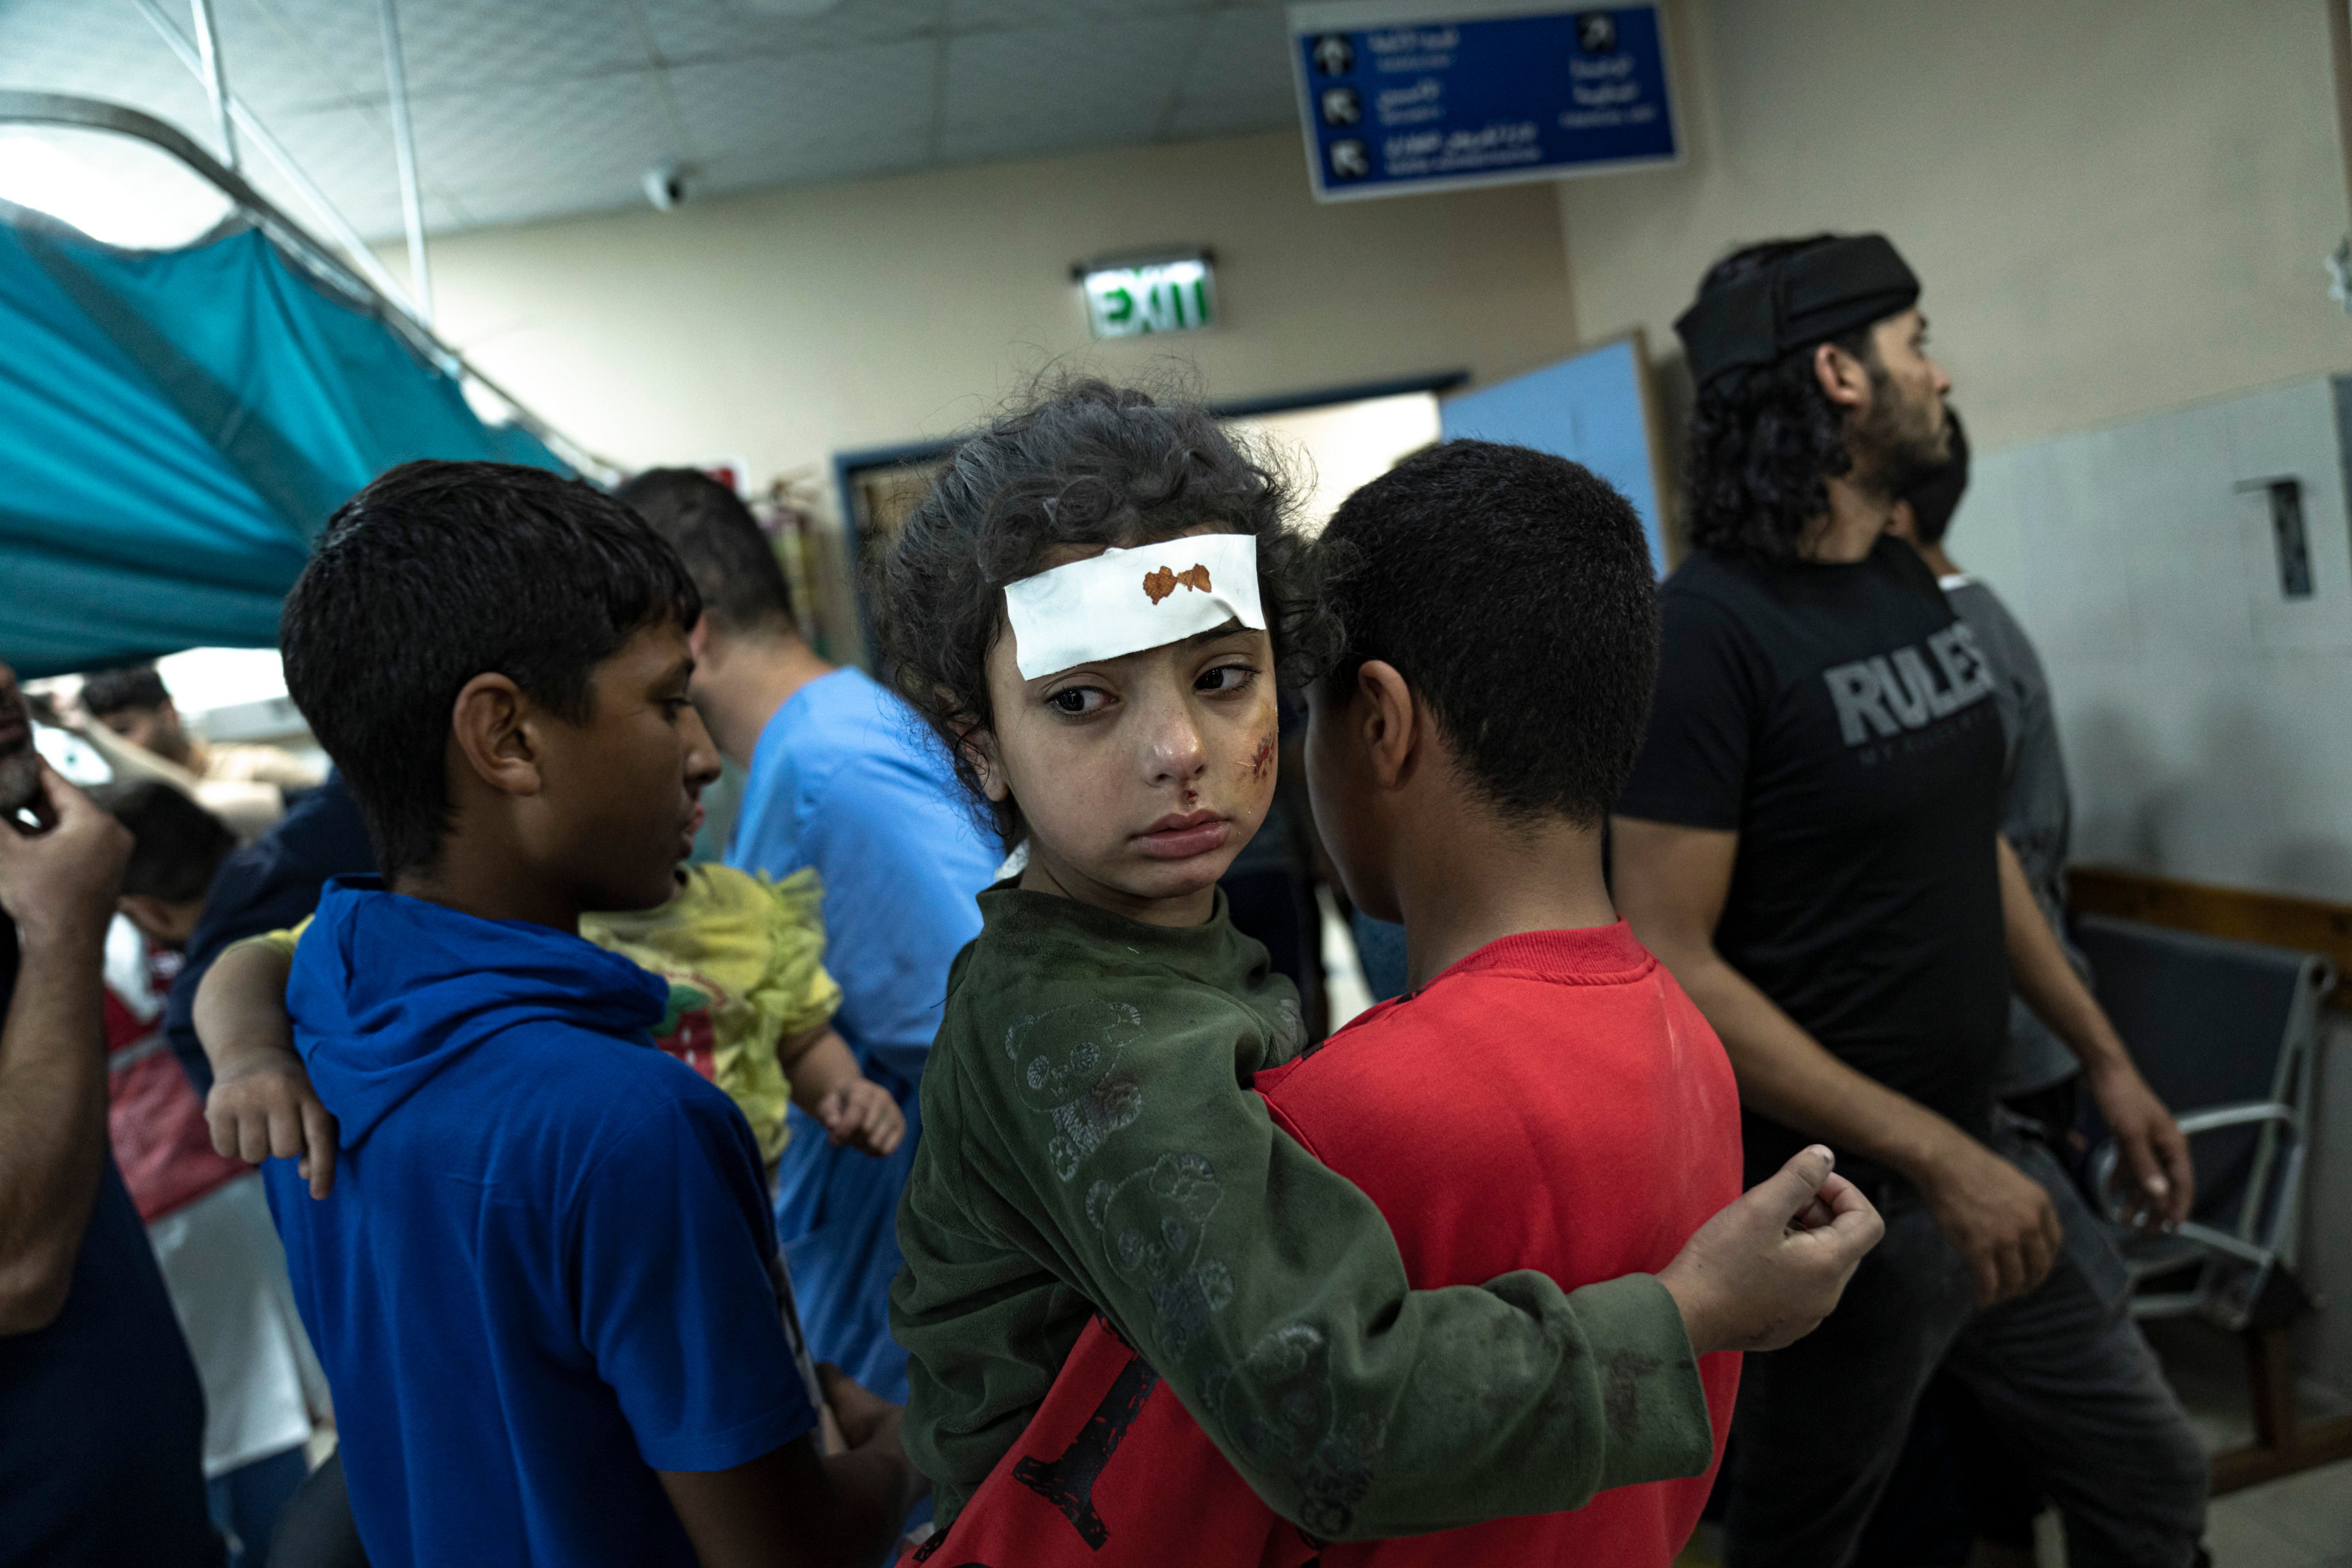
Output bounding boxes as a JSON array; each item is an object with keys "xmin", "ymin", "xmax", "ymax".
[
  {"xmin": 2089, "ymin": 1101, "xmax": 2298, "ymax": 1229},
  {"xmin": 2091, "ymin": 1100, "xmax": 2307, "ymax": 1278},
  {"xmin": 2171, "ymin": 1102, "xmax": 2295, "ymax": 1139}
]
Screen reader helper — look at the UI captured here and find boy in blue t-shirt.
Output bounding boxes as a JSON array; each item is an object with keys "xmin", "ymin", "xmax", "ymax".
[{"xmin": 254, "ymin": 461, "xmax": 917, "ymax": 1567}]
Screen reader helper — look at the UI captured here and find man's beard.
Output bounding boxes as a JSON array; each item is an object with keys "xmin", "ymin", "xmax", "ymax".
[
  {"xmin": 0, "ymin": 745, "xmax": 40, "ymax": 818},
  {"xmin": 1851, "ymin": 365, "xmax": 1948, "ymax": 499}
]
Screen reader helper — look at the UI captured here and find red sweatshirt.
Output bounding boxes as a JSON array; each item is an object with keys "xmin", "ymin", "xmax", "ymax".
[{"xmin": 916, "ymin": 920, "xmax": 1742, "ymax": 1567}]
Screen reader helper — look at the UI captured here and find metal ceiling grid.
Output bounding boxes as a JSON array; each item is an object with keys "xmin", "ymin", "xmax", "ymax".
[{"xmin": 0, "ymin": 0, "xmax": 1302, "ymax": 247}]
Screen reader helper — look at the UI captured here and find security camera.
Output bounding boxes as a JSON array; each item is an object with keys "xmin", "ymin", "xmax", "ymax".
[{"xmin": 644, "ymin": 161, "xmax": 691, "ymax": 211}]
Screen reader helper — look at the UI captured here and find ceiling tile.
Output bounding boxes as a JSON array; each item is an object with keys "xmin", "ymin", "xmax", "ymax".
[
  {"xmin": 204, "ymin": 0, "xmax": 377, "ymax": 117},
  {"xmin": 404, "ymin": 70, "xmax": 675, "ymax": 194},
  {"xmin": 1161, "ymin": 92, "xmax": 1292, "ymax": 143},
  {"xmin": 641, "ymin": 0, "xmax": 948, "ymax": 66},
  {"xmin": 262, "ymin": 104, "xmax": 399, "ymax": 193},
  {"xmin": 1177, "ymin": 3, "xmax": 1293, "ymax": 107},
  {"xmin": 4, "ymin": 0, "xmax": 1311, "ymax": 242},
  {"xmin": 245, "ymin": 0, "xmax": 654, "ymax": 101},
  {"xmin": 940, "ymin": 101, "xmax": 1157, "ymax": 166},
  {"xmin": 693, "ymin": 128, "xmax": 933, "ymax": 198},
  {"xmin": 0, "ymin": 0, "xmax": 226, "ymax": 151},
  {"xmin": 218, "ymin": 0, "xmax": 386, "ymax": 113},
  {"xmin": 666, "ymin": 40, "xmax": 937, "ymax": 155},
  {"xmin": 949, "ymin": 0, "xmax": 1204, "ymax": 32},
  {"xmin": 442, "ymin": 173, "xmax": 643, "ymax": 233},
  {"xmin": 401, "ymin": 0, "xmax": 655, "ymax": 94},
  {"xmin": 942, "ymin": 14, "xmax": 1199, "ymax": 132},
  {"xmin": 242, "ymin": 101, "xmax": 446, "ymax": 242}
]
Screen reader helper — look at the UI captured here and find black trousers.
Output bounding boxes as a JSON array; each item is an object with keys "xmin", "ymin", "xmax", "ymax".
[{"xmin": 1724, "ymin": 1127, "xmax": 2208, "ymax": 1568}]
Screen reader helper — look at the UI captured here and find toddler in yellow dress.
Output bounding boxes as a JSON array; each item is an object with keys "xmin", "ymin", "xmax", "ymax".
[{"xmin": 200, "ymin": 862, "xmax": 902, "ymax": 1187}]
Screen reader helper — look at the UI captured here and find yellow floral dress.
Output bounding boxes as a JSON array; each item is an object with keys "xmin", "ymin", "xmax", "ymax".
[
  {"xmin": 252, "ymin": 863, "xmax": 840, "ymax": 1169},
  {"xmin": 582, "ymin": 863, "xmax": 841, "ymax": 1167}
]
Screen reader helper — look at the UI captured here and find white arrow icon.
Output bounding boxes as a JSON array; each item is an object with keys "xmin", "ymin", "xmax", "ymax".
[{"xmin": 1312, "ymin": 34, "xmax": 1353, "ymax": 75}]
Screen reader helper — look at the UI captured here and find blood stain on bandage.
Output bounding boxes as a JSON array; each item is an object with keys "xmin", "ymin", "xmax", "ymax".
[{"xmin": 1142, "ymin": 564, "xmax": 1214, "ymax": 604}]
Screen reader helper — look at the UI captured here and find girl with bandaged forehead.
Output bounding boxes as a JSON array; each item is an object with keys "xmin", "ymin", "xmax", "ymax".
[{"xmin": 875, "ymin": 379, "xmax": 1879, "ymax": 1559}]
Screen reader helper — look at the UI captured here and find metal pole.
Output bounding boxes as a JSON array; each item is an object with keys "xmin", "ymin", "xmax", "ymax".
[
  {"xmin": 187, "ymin": 0, "xmax": 237, "ymax": 170},
  {"xmin": 3, "ymin": 90, "xmax": 621, "ymax": 479},
  {"xmin": 2332, "ymin": 1, "xmax": 2352, "ymax": 231},
  {"xmin": 129, "ymin": 0, "xmax": 419, "ymax": 316},
  {"xmin": 2331, "ymin": 0, "xmax": 2352, "ymax": 312},
  {"xmin": 375, "ymin": 0, "xmax": 432, "ymax": 325}
]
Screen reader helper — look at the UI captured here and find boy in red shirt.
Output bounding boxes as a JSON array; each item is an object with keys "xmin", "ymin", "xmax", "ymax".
[{"xmin": 916, "ymin": 441, "xmax": 1860, "ymax": 1565}]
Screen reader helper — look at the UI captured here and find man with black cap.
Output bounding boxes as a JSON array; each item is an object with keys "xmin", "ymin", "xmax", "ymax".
[{"xmin": 1611, "ymin": 235, "xmax": 2209, "ymax": 1566}]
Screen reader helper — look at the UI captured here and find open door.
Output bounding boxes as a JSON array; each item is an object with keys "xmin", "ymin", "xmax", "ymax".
[{"xmin": 1440, "ymin": 332, "xmax": 1674, "ymax": 573}]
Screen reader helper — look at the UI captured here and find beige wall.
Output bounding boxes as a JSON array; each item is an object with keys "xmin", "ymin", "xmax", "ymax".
[
  {"xmin": 405, "ymin": 129, "xmax": 1577, "ymax": 499},
  {"xmin": 1558, "ymin": 0, "xmax": 2351, "ymax": 451}
]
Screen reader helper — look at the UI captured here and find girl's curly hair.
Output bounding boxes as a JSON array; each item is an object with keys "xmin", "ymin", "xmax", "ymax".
[
  {"xmin": 872, "ymin": 376, "xmax": 1335, "ymax": 852},
  {"xmin": 1682, "ymin": 237, "xmax": 1878, "ymax": 565}
]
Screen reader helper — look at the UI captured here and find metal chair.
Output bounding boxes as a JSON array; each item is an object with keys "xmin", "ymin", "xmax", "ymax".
[{"xmin": 2072, "ymin": 913, "xmax": 2343, "ymax": 1490}]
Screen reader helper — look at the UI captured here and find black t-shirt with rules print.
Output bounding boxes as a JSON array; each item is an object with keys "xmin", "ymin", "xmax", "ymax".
[{"xmin": 1617, "ymin": 535, "xmax": 2007, "ymax": 1187}]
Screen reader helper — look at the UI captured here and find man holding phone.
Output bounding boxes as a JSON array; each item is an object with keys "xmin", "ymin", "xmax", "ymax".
[{"xmin": 0, "ymin": 659, "xmax": 219, "ymax": 1566}]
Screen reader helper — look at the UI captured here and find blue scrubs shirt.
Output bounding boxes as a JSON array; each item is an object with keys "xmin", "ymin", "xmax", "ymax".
[{"xmin": 728, "ymin": 667, "xmax": 999, "ymax": 1401}]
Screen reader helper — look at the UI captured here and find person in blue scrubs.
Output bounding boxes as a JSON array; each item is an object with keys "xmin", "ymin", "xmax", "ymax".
[{"xmin": 620, "ymin": 472, "xmax": 999, "ymax": 1403}]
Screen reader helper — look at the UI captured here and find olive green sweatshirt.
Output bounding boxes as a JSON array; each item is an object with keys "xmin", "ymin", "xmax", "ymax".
[{"xmin": 891, "ymin": 887, "xmax": 1710, "ymax": 1538}]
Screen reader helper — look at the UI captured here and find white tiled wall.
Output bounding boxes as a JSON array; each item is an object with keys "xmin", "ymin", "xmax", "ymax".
[
  {"xmin": 1961, "ymin": 375, "xmax": 2352, "ymax": 1403},
  {"xmin": 1960, "ymin": 375, "xmax": 2352, "ymax": 903}
]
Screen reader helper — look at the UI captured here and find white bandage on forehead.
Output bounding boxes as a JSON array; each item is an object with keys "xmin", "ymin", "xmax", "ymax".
[{"xmin": 1003, "ymin": 533, "xmax": 1265, "ymax": 681}]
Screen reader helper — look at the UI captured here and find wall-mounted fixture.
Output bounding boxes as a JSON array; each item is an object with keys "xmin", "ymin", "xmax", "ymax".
[
  {"xmin": 644, "ymin": 160, "xmax": 692, "ymax": 211},
  {"xmin": 2238, "ymin": 477, "xmax": 2312, "ymax": 599}
]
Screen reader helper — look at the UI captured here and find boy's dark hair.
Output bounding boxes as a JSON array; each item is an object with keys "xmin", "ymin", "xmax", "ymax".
[
  {"xmin": 81, "ymin": 664, "xmax": 171, "ymax": 719},
  {"xmin": 616, "ymin": 469, "xmax": 799, "ymax": 636},
  {"xmin": 1900, "ymin": 408, "xmax": 1970, "ymax": 546},
  {"xmin": 876, "ymin": 377, "xmax": 1328, "ymax": 850},
  {"xmin": 106, "ymin": 782, "xmax": 234, "ymax": 903},
  {"xmin": 1319, "ymin": 441, "xmax": 1659, "ymax": 828},
  {"xmin": 280, "ymin": 460, "xmax": 701, "ymax": 875},
  {"xmin": 1683, "ymin": 235, "xmax": 1885, "ymax": 565}
]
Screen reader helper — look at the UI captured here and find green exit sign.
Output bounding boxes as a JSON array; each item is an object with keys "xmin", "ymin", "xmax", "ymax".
[{"xmin": 1079, "ymin": 252, "xmax": 1216, "ymax": 339}]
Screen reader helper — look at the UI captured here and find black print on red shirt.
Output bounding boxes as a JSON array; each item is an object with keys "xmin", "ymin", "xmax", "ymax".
[
  {"xmin": 1011, "ymin": 1351, "xmax": 1162, "ymax": 1548},
  {"xmin": 1821, "ymin": 622, "xmax": 1996, "ymax": 748}
]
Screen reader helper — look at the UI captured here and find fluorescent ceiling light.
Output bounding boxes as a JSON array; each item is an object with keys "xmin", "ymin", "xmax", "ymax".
[{"xmin": 0, "ymin": 128, "xmax": 234, "ymax": 250}]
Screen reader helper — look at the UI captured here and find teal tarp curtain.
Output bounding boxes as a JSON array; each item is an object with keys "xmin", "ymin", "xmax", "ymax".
[{"xmin": 0, "ymin": 211, "xmax": 567, "ymax": 677}]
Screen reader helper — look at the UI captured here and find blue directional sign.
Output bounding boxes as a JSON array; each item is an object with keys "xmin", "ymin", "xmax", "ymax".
[{"xmin": 1289, "ymin": 2, "xmax": 1677, "ymax": 202}]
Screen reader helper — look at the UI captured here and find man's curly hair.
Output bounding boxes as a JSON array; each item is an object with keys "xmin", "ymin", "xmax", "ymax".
[
  {"xmin": 1683, "ymin": 235, "xmax": 1882, "ymax": 565},
  {"xmin": 873, "ymin": 377, "xmax": 1332, "ymax": 851}
]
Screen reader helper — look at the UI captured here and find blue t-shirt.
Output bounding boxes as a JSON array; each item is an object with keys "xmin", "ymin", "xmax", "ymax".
[
  {"xmin": 0, "ymin": 916, "xmax": 218, "ymax": 1568},
  {"xmin": 728, "ymin": 667, "xmax": 999, "ymax": 1401},
  {"xmin": 268, "ymin": 882, "xmax": 816, "ymax": 1568}
]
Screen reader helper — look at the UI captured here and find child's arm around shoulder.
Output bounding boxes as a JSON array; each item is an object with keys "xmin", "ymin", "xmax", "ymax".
[
  {"xmin": 195, "ymin": 929, "xmax": 340, "ymax": 1199},
  {"xmin": 930, "ymin": 974, "xmax": 1704, "ymax": 1540}
]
